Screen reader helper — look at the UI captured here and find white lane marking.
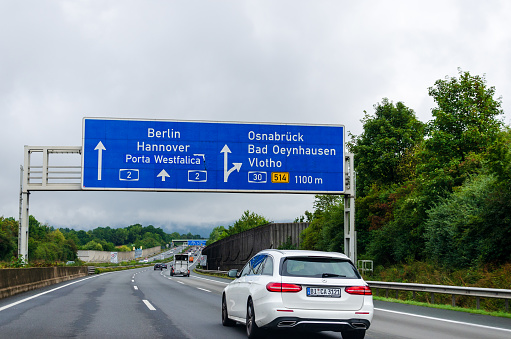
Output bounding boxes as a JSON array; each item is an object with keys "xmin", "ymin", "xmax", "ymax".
[
  {"xmin": 132, "ymin": 280, "xmax": 134, "ymax": 282},
  {"xmin": 197, "ymin": 287, "xmax": 211, "ymax": 293},
  {"xmin": 192, "ymin": 275, "xmax": 229, "ymax": 285},
  {"xmin": 375, "ymin": 308, "xmax": 511, "ymax": 333},
  {"xmin": 0, "ymin": 275, "xmax": 97, "ymax": 312},
  {"xmin": 176, "ymin": 281, "xmax": 185, "ymax": 285},
  {"xmin": 134, "ymin": 286, "xmax": 138, "ymax": 290},
  {"xmin": 143, "ymin": 300, "xmax": 156, "ymax": 311}
]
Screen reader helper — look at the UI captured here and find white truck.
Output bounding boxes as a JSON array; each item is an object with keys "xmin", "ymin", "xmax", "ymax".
[{"xmin": 171, "ymin": 254, "xmax": 190, "ymax": 277}]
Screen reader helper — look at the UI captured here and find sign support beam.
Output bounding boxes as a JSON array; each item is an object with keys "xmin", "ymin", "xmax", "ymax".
[
  {"xmin": 344, "ymin": 153, "xmax": 356, "ymax": 265},
  {"xmin": 18, "ymin": 146, "xmax": 83, "ymax": 261}
]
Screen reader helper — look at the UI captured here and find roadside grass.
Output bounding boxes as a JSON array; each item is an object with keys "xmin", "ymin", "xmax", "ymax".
[
  {"xmin": 193, "ymin": 268, "xmax": 234, "ymax": 280},
  {"xmin": 373, "ymin": 296, "xmax": 511, "ymax": 319}
]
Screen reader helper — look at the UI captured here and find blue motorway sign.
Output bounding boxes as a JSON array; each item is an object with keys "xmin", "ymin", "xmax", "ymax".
[
  {"xmin": 188, "ymin": 240, "xmax": 207, "ymax": 246},
  {"xmin": 82, "ymin": 118, "xmax": 344, "ymax": 193}
]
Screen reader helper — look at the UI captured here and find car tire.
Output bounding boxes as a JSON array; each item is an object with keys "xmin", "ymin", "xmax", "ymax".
[
  {"xmin": 222, "ymin": 295, "xmax": 235, "ymax": 327},
  {"xmin": 246, "ymin": 298, "xmax": 261, "ymax": 339},
  {"xmin": 341, "ymin": 329, "xmax": 366, "ymax": 339}
]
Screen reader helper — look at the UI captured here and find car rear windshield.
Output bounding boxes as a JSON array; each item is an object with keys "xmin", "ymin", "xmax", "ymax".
[
  {"xmin": 174, "ymin": 255, "xmax": 188, "ymax": 261},
  {"xmin": 281, "ymin": 257, "xmax": 360, "ymax": 279}
]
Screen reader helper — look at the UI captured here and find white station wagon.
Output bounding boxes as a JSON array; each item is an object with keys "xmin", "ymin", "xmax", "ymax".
[{"xmin": 222, "ymin": 249, "xmax": 373, "ymax": 339}]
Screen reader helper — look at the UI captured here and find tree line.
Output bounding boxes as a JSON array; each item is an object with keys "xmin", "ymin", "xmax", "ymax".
[
  {"xmin": 0, "ymin": 216, "xmax": 202, "ymax": 263},
  {"xmin": 298, "ymin": 69, "xmax": 511, "ymax": 269}
]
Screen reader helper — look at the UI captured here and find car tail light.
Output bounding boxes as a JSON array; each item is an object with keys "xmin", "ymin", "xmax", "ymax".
[
  {"xmin": 345, "ymin": 286, "xmax": 372, "ymax": 295},
  {"xmin": 266, "ymin": 282, "xmax": 302, "ymax": 293}
]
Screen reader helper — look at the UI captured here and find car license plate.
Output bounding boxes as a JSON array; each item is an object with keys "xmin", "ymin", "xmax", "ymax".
[{"xmin": 306, "ymin": 287, "xmax": 341, "ymax": 298}]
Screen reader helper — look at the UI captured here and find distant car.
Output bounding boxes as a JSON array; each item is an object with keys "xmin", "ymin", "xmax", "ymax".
[
  {"xmin": 154, "ymin": 263, "xmax": 162, "ymax": 270},
  {"xmin": 222, "ymin": 249, "xmax": 373, "ymax": 339},
  {"xmin": 139, "ymin": 258, "xmax": 149, "ymax": 263},
  {"xmin": 160, "ymin": 263, "xmax": 168, "ymax": 269}
]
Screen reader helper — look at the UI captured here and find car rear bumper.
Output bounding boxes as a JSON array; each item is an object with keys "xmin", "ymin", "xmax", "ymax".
[
  {"xmin": 252, "ymin": 294, "xmax": 373, "ymax": 329},
  {"xmin": 262, "ymin": 316, "xmax": 370, "ymax": 331}
]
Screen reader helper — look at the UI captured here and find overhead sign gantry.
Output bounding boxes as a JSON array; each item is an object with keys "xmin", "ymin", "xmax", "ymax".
[
  {"xmin": 20, "ymin": 118, "xmax": 355, "ymax": 264},
  {"xmin": 82, "ymin": 118, "xmax": 345, "ymax": 194}
]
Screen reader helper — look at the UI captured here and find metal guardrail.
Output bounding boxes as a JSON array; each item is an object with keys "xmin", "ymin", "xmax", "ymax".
[
  {"xmin": 195, "ymin": 269, "xmax": 510, "ymax": 312},
  {"xmin": 367, "ymin": 281, "xmax": 511, "ymax": 311},
  {"xmin": 195, "ymin": 268, "xmax": 228, "ymax": 275}
]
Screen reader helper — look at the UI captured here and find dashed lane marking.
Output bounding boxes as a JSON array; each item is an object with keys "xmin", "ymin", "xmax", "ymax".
[{"xmin": 143, "ymin": 300, "xmax": 156, "ymax": 311}]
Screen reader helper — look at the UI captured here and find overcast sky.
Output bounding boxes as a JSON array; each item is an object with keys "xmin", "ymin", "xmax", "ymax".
[{"xmin": 1, "ymin": 1, "xmax": 510, "ymax": 237}]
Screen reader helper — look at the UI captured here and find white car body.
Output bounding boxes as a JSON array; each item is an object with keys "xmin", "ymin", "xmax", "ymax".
[{"xmin": 222, "ymin": 249, "xmax": 373, "ymax": 339}]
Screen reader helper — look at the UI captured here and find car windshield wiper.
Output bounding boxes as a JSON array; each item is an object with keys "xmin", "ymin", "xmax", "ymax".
[{"xmin": 322, "ymin": 273, "xmax": 346, "ymax": 278}]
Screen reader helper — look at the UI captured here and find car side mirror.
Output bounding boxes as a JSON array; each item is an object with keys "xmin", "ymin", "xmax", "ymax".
[{"xmin": 228, "ymin": 269, "xmax": 238, "ymax": 278}]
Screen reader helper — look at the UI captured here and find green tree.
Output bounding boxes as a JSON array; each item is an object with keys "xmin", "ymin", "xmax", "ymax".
[
  {"xmin": 300, "ymin": 195, "xmax": 343, "ymax": 251},
  {"xmin": 349, "ymin": 98, "xmax": 425, "ymax": 196},
  {"xmin": 0, "ymin": 229, "xmax": 15, "ymax": 261},
  {"xmin": 421, "ymin": 69, "xmax": 503, "ymax": 175},
  {"xmin": 207, "ymin": 226, "xmax": 227, "ymax": 245},
  {"xmin": 0, "ymin": 217, "xmax": 17, "ymax": 260},
  {"xmin": 219, "ymin": 211, "xmax": 270, "ymax": 240},
  {"xmin": 84, "ymin": 240, "xmax": 103, "ymax": 251}
]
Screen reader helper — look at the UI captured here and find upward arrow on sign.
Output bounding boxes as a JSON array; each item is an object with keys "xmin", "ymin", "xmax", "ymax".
[
  {"xmin": 157, "ymin": 169, "xmax": 170, "ymax": 182},
  {"xmin": 221, "ymin": 145, "xmax": 242, "ymax": 182},
  {"xmin": 94, "ymin": 141, "xmax": 106, "ymax": 180}
]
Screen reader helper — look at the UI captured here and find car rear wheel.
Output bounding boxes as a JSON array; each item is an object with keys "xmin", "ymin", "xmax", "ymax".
[
  {"xmin": 221, "ymin": 295, "xmax": 235, "ymax": 327},
  {"xmin": 246, "ymin": 298, "xmax": 261, "ymax": 339},
  {"xmin": 341, "ymin": 329, "xmax": 366, "ymax": 339}
]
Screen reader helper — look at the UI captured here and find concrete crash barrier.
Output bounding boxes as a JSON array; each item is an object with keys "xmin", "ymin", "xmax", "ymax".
[
  {"xmin": 0, "ymin": 266, "xmax": 88, "ymax": 299},
  {"xmin": 203, "ymin": 222, "xmax": 309, "ymax": 271},
  {"xmin": 77, "ymin": 246, "xmax": 161, "ymax": 263}
]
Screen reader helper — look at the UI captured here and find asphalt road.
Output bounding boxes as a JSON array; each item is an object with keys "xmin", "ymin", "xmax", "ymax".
[{"xmin": 1, "ymin": 266, "xmax": 510, "ymax": 339}]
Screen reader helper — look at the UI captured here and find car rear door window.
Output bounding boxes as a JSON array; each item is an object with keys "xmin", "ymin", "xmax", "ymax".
[
  {"xmin": 240, "ymin": 262, "xmax": 252, "ymax": 277},
  {"xmin": 249, "ymin": 255, "xmax": 266, "ymax": 275},
  {"xmin": 260, "ymin": 256, "xmax": 274, "ymax": 276}
]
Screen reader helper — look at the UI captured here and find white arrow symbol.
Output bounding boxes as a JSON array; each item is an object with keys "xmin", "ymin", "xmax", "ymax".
[
  {"xmin": 157, "ymin": 169, "xmax": 170, "ymax": 182},
  {"xmin": 221, "ymin": 145, "xmax": 242, "ymax": 182},
  {"xmin": 94, "ymin": 141, "xmax": 106, "ymax": 180}
]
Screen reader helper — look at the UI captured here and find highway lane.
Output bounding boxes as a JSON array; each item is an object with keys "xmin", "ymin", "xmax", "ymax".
[
  {"xmin": 1, "ymin": 266, "xmax": 511, "ymax": 338},
  {"xmin": 0, "ymin": 269, "xmax": 190, "ymax": 338}
]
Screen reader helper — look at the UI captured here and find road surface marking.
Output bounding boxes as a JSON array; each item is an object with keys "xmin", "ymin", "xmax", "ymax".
[
  {"xmin": 192, "ymin": 275, "xmax": 229, "ymax": 285},
  {"xmin": 134, "ymin": 286, "xmax": 138, "ymax": 290},
  {"xmin": 0, "ymin": 275, "xmax": 98, "ymax": 312},
  {"xmin": 197, "ymin": 287, "xmax": 211, "ymax": 293},
  {"xmin": 143, "ymin": 300, "xmax": 156, "ymax": 311},
  {"xmin": 176, "ymin": 281, "xmax": 184, "ymax": 285},
  {"xmin": 375, "ymin": 308, "xmax": 511, "ymax": 333}
]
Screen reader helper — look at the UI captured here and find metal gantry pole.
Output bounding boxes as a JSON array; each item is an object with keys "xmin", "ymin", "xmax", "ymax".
[
  {"xmin": 344, "ymin": 153, "xmax": 356, "ymax": 265},
  {"xmin": 18, "ymin": 165, "xmax": 24, "ymax": 260}
]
